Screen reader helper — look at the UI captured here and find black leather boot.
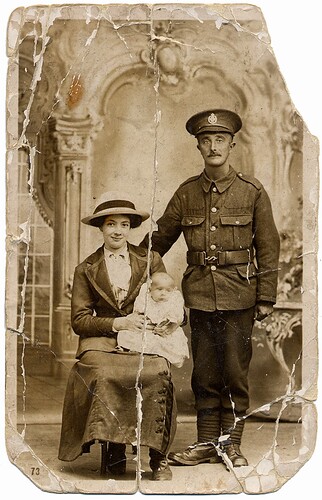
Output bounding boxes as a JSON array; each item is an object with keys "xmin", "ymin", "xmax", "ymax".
[
  {"xmin": 221, "ymin": 411, "xmax": 248, "ymax": 467},
  {"xmin": 168, "ymin": 442, "xmax": 221, "ymax": 465},
  {"xmin": 224, "ymin": 443, "xmax": 248, "ymax": 467}
]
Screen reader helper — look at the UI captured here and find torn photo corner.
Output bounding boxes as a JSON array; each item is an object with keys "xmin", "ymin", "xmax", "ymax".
[{"xmin": 5, "ymin": 2, "xmax": 319, "ymax": 495}]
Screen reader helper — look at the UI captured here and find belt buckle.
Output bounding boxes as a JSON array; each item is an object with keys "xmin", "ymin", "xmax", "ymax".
[{"xmin": 205, "ymin": 253, "xmax": 218, "ymax": 264}]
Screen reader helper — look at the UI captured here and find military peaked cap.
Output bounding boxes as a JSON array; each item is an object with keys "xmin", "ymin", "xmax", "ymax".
[{"xmin": 186, "ymin": 109, "xmax": 242, "ymax": 136}]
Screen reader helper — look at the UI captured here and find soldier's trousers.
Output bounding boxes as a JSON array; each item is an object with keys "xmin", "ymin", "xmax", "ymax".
[{"xmin": 190, "ymin": 307, "xmax": 255, "ymax": 416}]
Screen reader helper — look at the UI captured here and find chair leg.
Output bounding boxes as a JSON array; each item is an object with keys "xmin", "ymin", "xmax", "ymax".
[{"xmin": 100, "ymin": 442, "xmax": 108, "ymax": 475}]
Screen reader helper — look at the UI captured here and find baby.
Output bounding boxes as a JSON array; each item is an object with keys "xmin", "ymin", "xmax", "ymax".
[{"xmin": 117, "ymin": 272, "xmax": 189, "ymax": 367}]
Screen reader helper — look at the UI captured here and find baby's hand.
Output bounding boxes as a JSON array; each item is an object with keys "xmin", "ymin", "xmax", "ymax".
[{"xmin": 154, "ymin": 320, "xmax": 178, "ymax": 337}]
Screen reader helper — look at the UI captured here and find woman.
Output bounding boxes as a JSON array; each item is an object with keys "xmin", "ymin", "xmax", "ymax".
[{"xmin": 58, "ymin": 192, "xmax": 176, "ymax": 481}]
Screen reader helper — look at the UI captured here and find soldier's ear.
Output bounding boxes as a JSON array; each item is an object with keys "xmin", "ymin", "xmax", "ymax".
[{"xmin": 230, "ymin": 141, "xmax": 236, "ymax": 150}]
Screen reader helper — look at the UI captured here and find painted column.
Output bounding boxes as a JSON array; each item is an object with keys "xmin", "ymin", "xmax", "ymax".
[{"xmin": 49, "ymin": 115, "xmax": 93, "ymax": 369}]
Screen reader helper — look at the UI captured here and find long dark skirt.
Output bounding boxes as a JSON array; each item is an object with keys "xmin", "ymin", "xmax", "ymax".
[{"xmin": 58, "ymin": 351, "xmax": 177, "ymax": 461}]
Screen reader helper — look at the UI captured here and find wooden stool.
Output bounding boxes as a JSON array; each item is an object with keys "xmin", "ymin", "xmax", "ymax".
[{"xmin": 100, "ymin": 442, "xmax": 108, "ymax": 475}]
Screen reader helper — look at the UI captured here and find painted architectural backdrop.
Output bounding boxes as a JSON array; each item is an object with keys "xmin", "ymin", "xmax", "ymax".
[{"xmin": 12, "ymin": 4, "xmax": 306, "ymax": 416}]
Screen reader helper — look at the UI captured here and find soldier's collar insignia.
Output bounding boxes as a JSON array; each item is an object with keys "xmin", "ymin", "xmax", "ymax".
[{"xmin": 208, "ymin": 113, "xmax": 217, "ymax": 124}]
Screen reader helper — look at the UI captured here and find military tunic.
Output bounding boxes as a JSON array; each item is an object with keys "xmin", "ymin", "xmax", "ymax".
[{"xmin": 150, "ymin": 166, "xmax": 280, "ymax": 311}]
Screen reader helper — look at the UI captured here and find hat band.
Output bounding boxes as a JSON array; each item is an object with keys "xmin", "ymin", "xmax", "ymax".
[
  {"xmin": 94, "ymin": 199, "xmax": 136, "ymax": 214},
  {"xmin": 197, "ymin": 123, "xmax": 231, "ymax": 132}
]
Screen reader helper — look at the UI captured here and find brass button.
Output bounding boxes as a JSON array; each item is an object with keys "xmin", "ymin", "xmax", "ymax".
[
  {"xmin": 211, "ymin": 265, "xmax": 217, "ymax": 271},
  {"xmin": 210, "ymin": 244, "xmax": 216, "ymax": 250},
  {"xmin": 211, "ymin": 207, "xmax": 217, "ymax": 213},
  {"xmin": 210, "ymin": 226, "xmax": 216, "ymax": 231},
  {"xmin": 212, "ymin": 187, "xmax": 217, "ymax": 192}
]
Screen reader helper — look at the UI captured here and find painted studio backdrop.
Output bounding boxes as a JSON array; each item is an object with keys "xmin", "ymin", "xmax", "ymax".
[{"xmin": 6, "ymin": 3, "xmax": 317, "ymax": 494}]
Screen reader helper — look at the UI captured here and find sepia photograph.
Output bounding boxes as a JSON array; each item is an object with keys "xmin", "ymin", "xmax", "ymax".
[{"xmin": 3, "ymin": 0, "xmax": 320, "ymax": 496}]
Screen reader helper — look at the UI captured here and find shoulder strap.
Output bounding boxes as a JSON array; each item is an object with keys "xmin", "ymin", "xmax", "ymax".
[
  {"xmin": 179, "ymin": 173, "xmax": 202, "ymax": 188},
  {"xmin": 236, "ymin": 172, "xmax": 262, "ymax": 190}
]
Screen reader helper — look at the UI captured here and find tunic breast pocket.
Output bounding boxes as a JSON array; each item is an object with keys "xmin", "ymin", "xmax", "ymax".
[
  {"xmin": 220, "ymin": 214, "xmax": 253, "ymax": 248},
  {"xmin": 181, "ymin": 216, "xmax": 205, "ymax": 250}
]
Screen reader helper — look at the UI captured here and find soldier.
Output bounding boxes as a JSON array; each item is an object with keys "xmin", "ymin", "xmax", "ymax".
[{"xmin": 141, "ymin": 109, "xmax": 280, "ymax": 467}]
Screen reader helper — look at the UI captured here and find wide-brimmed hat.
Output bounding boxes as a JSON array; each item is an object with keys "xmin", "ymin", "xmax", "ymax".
[
  {"xmin": 81, "ymin": 191, "xmax": 150, "ymax": 228},
  {"xmin": 186, "ymin": 109, "xmax": 242, "ymax": 136}
]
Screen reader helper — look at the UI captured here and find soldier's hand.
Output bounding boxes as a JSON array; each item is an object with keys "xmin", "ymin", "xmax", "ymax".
[{"xmin": 254, "ymin": 302, "xmax": 274, "ymax": 322}]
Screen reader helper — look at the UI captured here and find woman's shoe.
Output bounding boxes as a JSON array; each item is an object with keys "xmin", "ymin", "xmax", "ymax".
[
  {"xmin": 149, "ymin": 448, "xmax": 172, "ymax": 481},
  {"xmin": 151, "ymin": 459, "xmax": 172, "ymax": 481}
]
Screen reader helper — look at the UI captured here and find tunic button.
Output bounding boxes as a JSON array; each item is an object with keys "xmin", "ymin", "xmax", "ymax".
[
  {"xmin": 210, "ymin": 226, "xmax": 216, "ymax": 231},
  {"xmin": 211, "ymin": 207, "xmax": 217, "ymax": 213},
  {"xmin": 210, "ymin": 244, "xmax": 216, "ymax": 250},
  {"xmin": 212, "ymin": 187, "xmax": 217, "ymax": 192},
  {"xmin": 211, "ymin": 265, "xmax": 217, "ymax": 271}
]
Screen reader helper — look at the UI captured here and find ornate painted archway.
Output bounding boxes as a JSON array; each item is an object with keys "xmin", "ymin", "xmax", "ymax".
[{"xmin": 17, "ymin": 8, "xmax": 303, "ymax": 374}]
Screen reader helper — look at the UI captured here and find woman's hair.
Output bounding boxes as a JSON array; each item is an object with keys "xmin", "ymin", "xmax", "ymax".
[{"xmin": 95, "ymin": 214, "xmax": 142, "ymax": 229}]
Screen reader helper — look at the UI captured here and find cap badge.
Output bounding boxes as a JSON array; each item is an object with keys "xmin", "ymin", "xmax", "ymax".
[{"xmin": 208, "ymin": 113, "xmax": 217, "ymax": 125}]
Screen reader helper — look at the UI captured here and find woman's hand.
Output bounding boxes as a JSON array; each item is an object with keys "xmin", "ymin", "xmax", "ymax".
[
  {"xmin": 113, "ymin": 313, "xmax": 154, "ymax": 332},
  {"xmin": 154, "ymin": 320, "xmax": 179, "ymax": 337}
]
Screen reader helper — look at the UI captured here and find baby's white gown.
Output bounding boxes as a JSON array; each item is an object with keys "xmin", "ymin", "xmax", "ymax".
[{"xmin": 117, "ymin": 283, "xmax": 189, "ymax": 368}]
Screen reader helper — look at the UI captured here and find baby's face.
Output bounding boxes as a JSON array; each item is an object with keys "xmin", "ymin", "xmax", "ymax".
[{"xmin": 150, "ymin": 276, "xmax": 174, "ymax": 302}]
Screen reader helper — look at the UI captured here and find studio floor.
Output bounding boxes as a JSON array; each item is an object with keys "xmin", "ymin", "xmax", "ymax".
[{"xmin": 9, "ymin": 373, "xmax": 304, "ymax": 495}]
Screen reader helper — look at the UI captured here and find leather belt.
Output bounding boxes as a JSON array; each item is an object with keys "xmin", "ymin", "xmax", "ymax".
[{"xmin": 187, "ymin": 249, "xmax": 253, "ymax": 266}]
